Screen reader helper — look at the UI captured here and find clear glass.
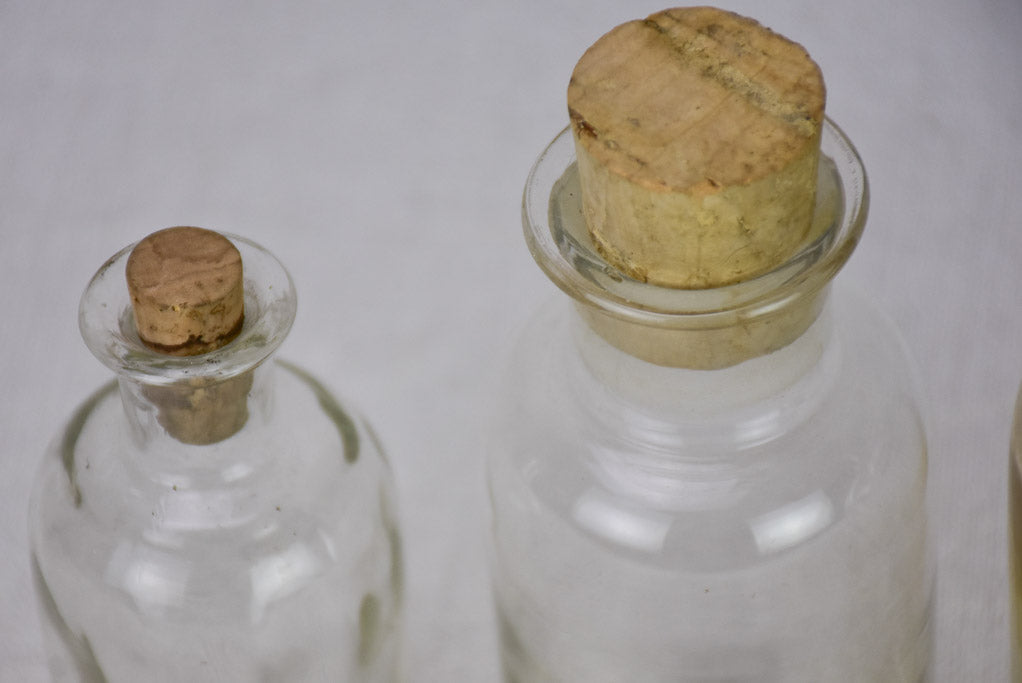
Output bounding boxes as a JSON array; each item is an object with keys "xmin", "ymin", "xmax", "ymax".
[
  {"xmin": 30, "ymin": 235, "xmax": 403, "ymax": 682},
  {"xmin": 488, "ymin": 121, "xmax": 932, "ymax": 682},
  {"xmin": 1010, "ymin": 383, "xmax": 1022, "ymax": 681}
]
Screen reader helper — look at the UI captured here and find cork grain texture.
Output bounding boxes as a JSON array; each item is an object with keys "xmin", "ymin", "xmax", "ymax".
[
  {"xmin": 568, "ymin": 6, "xmax": 826, "ymax": 288},
  {"xmin": 126, "ymin": 226, "xmax": 245, "ymax": 355},
  {"xmin": 125, "ymin": 226, "xmax": 251, "ymax": 444}
]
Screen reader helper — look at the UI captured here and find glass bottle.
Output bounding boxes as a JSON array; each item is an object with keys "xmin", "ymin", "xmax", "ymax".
[
  {"xmin": 487, "ymin": 121, "xmax": 932, "ymax": 682},
  {"xmin": 29, "ymin": 228, "xmax": 403, "ymax": 682},
  {"xmin": 1011, "ymin": 384, "xmax": 1022, "ymax": 680}
]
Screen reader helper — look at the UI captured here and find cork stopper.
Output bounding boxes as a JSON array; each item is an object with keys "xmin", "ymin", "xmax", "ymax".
[
  {"xmin": 121, "ymin": 227, "xmax": 252, "ymax": 445},
  {"xmin": 126, "ymin": 226, "xmax": 244, "ymax": 355},
  {"xmin": 568, "ymin": 7, "xmax": 826, "ymax": 288}
]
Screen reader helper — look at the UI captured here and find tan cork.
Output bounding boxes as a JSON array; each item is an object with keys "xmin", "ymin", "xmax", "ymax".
[
  {"xmin": 125, "ymin": 227, "xmax": 249, "ymax": 444},
  {"xmin": 126, "ymin": 226, "xmax": 244, "ymax": 355},
  {"xmin": 568, "ymin": 6, "xmax": 826, "ymax": 288}
]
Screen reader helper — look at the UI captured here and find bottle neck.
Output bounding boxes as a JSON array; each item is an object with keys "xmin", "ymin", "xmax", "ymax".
[
  {"xmin": 575, "ymin": 283, "xmax": 829, "ymax": 370},
  {"xmin": 117, "ymin": 361, "xmax": 276, "ymax": 447},
  {"xmin": 78, "ymin": 231, "xmax": 297, "ymax": 448},
  {"xmin": 567, "ymin": 289, "xmax": 839, "ymax": 443},
  {"xmin": 522, "ymin": 118, "xmax": 867, "ymax": 372}
]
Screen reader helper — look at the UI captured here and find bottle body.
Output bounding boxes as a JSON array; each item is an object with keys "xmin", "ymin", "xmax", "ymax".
[
  {"xmin": 30, "ymin": 233, "xmax": 403, "ymax": 682},
  {"xmin": 31, "ymin": 362, "xmax": 402, "ymax": 683},
  {"xmin": 489, "ymin": 289, "xmax": 931, "ymax": 682}
]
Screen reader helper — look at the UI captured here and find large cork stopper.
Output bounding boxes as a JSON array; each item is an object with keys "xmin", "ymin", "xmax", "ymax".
[
  {"xmin": 568, "ymin": 7, "xmax": 826, "ymax": 289},
  {"xmin": 126, "ymin": 226, "xmax": 245, "ymax": 355}
]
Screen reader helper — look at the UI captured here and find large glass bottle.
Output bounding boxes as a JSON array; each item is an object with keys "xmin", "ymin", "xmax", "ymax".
[
  {"xmin": 29, "ymin": 228, "xmax": 403, "ymax": 682},
  {"xmin": 488, "ymin": 121, "xmax": 932, "ymax": 682}
]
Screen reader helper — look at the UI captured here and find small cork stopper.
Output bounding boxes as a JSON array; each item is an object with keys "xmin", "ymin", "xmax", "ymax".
[
  {"xmin": 568, "ymin": 7, "xmax": 826, "ymax": 288},
  {"xmin": 126, "ymin": 226, "xmax": 244, "ymax": 355}
]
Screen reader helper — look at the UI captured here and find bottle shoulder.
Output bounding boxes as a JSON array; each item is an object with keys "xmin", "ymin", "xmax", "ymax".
[
  {"xmin": 30, "ymin": 360, "xmax": 396, "ymax": 590},
  {"xmin": 38, "ymin": 360, "xmax": 382, "ymax": 477},
  {"xmin": 489, "ymin": 287, "xmax": 927, "ymax": 572}
]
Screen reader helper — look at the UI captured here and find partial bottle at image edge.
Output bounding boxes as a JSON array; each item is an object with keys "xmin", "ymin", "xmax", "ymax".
[{"xmin": 1010, "ymin": 383, "xmax": 1022, "ymax": 682}]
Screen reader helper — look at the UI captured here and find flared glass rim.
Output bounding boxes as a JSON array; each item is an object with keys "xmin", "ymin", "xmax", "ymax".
[
  {"xmin": 79, "ymin": 232, "xmax": 296, "ymax": 385},
  {"xmin": 522, "ymin": 117, "xmax": 869, "ymax": 325}
]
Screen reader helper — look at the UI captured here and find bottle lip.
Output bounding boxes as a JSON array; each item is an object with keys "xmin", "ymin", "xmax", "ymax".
[
  {"xmin": 522, "ymin": 117, "xmax": 869, "ymax": 326},
  {"xmin": 79, "ymin": 233, "xmax": 296, "ymax": 386}
]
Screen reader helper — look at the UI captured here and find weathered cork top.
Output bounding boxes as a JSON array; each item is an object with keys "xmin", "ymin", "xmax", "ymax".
[
  {"xmin": 126, "ymin": 226, "xmax": 244, "ymax": 356},
  {"xmin": 568, "ymin": 6, "xmax": 826, "ymax": 288}
]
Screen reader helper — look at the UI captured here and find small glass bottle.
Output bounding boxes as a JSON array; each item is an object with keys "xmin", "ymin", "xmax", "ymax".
[
  {"xmin": 487, "ymin": 120, "xmax": 932, "ymax": 682},
  {"xmin": 29, "ymin": 227, "xmax": 403, "ymax": 682}
]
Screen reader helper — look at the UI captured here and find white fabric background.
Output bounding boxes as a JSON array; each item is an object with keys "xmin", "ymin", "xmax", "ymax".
[{"xmin": 2, "ymin": 1, "xmax": 1020, "ymax": 680}]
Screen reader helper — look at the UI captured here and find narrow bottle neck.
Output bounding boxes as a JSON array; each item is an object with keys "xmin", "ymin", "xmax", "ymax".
[
  {"xmin": 117, "ymin": 361, "xmax": 276, "ymax": 447},
  {"xmin": 79, "ymin": 231, "xmax": 297, "ymax": 449}
]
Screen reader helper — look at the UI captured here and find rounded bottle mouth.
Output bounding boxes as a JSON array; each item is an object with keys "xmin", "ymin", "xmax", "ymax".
[
  {"xmin": 79, "ymin": 233, "xmax": 296, "ymax": 386},
  {"xmin": 522, "ymin": 117, "xmax": 869, "ymax": 329}
]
